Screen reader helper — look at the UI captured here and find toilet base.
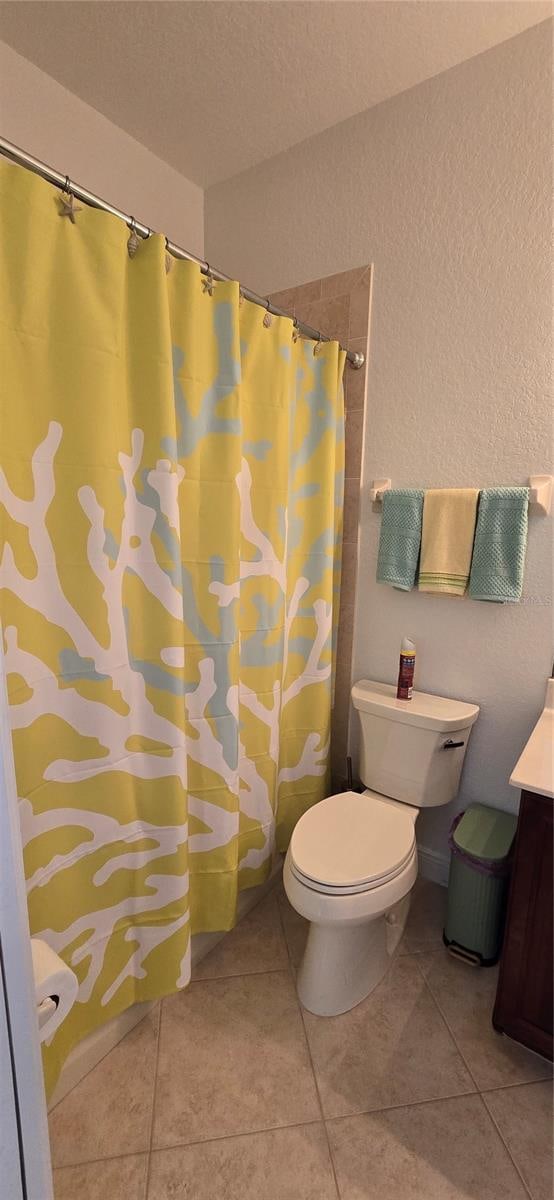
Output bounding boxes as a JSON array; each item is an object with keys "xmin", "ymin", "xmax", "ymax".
[{"xmin": 296, "ymin": 893, "xmax": 411, "ymax": 1017}]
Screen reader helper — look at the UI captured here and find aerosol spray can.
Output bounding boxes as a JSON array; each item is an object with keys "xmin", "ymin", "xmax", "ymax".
[{"xmin": 396, "ymin": 637, "xmax": 416, "ymax": 700}]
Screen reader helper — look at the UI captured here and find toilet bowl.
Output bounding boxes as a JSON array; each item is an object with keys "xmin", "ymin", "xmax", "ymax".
[
  {"xmin": 284, "ymin": 790, "xmax": 418, "ymax": 1015},
  {"xmin": 284, "ymin": 680, "xmax": 479, "ymax": 1017}
]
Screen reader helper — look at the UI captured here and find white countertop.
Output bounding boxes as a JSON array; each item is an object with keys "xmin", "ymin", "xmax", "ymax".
[{"xmin": 510, "ymin": 679, "xmax": 554, "ymax": 800}]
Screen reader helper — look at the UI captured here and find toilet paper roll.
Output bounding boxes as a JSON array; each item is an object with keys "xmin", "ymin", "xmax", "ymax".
[{"xmin": 31, "ymin": 938, "xmax": 79, "ymax": 1044}]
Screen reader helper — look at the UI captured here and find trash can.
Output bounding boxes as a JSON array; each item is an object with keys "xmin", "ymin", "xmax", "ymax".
[{"xmin": 443, "ymin": 803, "xmax": 518, "ymax": 966}]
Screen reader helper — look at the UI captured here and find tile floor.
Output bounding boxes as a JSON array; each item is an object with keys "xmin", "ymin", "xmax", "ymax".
[{"xmin": 50, "ymin": 878, "xmax": 553, "ymax": 1199}]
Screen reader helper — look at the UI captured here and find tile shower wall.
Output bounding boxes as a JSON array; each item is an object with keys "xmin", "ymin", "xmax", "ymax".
[{"xmin": 270, "ymin": 266, "xmax": 372, "ymax": 783}]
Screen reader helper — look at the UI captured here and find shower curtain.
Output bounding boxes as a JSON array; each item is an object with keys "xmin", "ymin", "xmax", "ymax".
[{"xmin": 0, "ymin": 161, "xmax": 345, "ymax": 1092}]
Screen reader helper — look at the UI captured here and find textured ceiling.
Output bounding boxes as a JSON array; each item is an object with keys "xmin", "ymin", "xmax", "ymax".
[{"xmin": 0, "ymin": 1, "xmax": 550, "ymax": 187}]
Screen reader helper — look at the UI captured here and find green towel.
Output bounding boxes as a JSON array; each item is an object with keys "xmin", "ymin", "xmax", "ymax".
[
  {"xmin": 376, "ymin": 489, "xmax": 424, "ymax": 591},
  {"xmin": 469, "ymin": 487, "xmax": 529, "ymax": 602}
]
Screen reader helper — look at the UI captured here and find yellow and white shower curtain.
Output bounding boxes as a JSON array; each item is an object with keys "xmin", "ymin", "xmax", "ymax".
[{"xmin": 0, "ymin": 162, "xmax": 344, "ymax": 1092}]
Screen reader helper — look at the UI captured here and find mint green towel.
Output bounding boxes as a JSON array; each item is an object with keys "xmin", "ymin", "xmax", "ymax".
[
  {"xmin": 469, "ymin": 488, "xmax": 529, "ymax": 602},
  {"xmin": 377, "ymin": 489, "xmax": 424, "ymax": 591}
]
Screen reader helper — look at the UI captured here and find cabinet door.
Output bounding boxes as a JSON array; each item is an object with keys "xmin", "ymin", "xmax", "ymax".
[{"xmin": 493, "ymin": 792, "xmax": 553, "ymax": 1060}]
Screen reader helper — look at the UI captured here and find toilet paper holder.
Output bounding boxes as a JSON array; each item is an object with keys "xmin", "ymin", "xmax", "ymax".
[
  {"xmin": 37, "ymin": 996, "xmax": 59, "ymax": 1032},
  {"xmin": 31, "ymin": 938, "xmax": 79, "ymax": 1043}
]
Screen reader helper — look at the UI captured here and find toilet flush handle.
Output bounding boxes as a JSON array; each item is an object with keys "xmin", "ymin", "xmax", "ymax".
[{"xmin": 442, "ymin": 739, "xmax": 465, "ymax": 750}]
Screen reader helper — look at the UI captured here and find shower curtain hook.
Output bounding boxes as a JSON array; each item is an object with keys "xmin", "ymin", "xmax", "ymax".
[
  {"xmin": 58, "ymin": 174, "xmax": 82, "ymax": 222},
  {"xmin": 313, "ymin": 332, "xmax": 323, "ymax": 356},
  {"xmin": 263, "ymin": 297, "xmax": 273, "ymax": 328},
  {"xmin": 127, "ymin": 215, "xmax": 140, "ymax": 259},
  {"xmin": 164, "ymin": 236, "xmax": 172, "ymax": 274},
  {"xmin": 202, "ymin": 265, "xmax": 215, "ymax": 295}
]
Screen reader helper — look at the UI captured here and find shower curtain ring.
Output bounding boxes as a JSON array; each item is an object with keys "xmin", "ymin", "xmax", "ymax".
[
  {"xmin": 58, "ymin": 175, "xmax": 81, "ymax": 222},
  {"xmin": 202, "ymin": 265, "xmax": 215, "ymax": 295},
  {"xmin": 127, "ymin": 215, "xmax": 140, "ymax": 259},
  {"xmin": 313, "ymin": 332, "xmax": 323, "ymax": 356},
  {"xmin": 263, "ymin": 297, "xmax": 273, "ymax": 328}
]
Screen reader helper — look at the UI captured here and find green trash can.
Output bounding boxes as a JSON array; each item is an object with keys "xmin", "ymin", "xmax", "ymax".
[{"xmin": 443, "ymin": 804, "xmax": 518, "ymax": 966}]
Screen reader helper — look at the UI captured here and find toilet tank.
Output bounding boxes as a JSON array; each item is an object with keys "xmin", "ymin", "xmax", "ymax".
[{"xmin": 352, "ymin": 681, "xmax": 479, "ymax": 808}]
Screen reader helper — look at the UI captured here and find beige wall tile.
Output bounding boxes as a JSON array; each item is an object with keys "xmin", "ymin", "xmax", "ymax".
[
  {"xmin": 345, "ymin": 406, "xmax": 364, "ymax": 479},
  {"xmin": 339, "ymin": 542, "xmax": 358, "ymax": 608},
  {"xmin": 332, "ymin": 604, "xmax": 355, "ymax": 768},
  {"xmin": 347, "ymin": 334, "xmax": 369, "ymax": 357},
  {"xmin": 344, "ymin": 363, "xmax": 367, "ymax": 412},
  {"xmin": 330, "ymin": 722, "xmax": 349, "ymax": 781},
  {"xmin": 334, "ymin": 644, "xmax": 354, "ymax": 716},
  {"xmin": 342, "ymin": 479, "xmax": 361, "ymax": 543},
  {"xmin": 301, "ymin": 294, "xmax": 350, "ymax": 342},
  {"xmin": 321, "ymin": 265, "xmax": 368, "ymax": 298},
  {"xmin": 270, "ymin": 264, "xmax": 371, "ymax": 772},
  {"xmin": 270, "ymin": 279, "xmax": 322, "ymax": 313},
  {"xmin": 348, "ymin": 269, "xmax": 372, "ymax": 339},
  {"xmin": 337, "ymin": 600, "xmax": 355, "ymax": 649}
]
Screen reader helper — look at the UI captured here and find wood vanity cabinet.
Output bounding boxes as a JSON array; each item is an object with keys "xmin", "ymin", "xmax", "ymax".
[{"xmin": 493, "ymin": 790, "xmax": 553, "ymax": 1060}]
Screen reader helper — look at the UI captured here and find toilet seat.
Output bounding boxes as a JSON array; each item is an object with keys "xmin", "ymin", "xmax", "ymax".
[{"xmin": 289, "ymin": 790, "xmax": 417, "ymax": 896}]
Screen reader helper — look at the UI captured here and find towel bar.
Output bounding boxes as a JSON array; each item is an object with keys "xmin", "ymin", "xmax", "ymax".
[{"xmin": 369, "ymin": 476, "xmax": 552, "ymax": 515}]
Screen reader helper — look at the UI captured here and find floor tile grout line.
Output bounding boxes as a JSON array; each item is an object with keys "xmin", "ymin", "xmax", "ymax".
[
  {"xmin": 152, "ymin": 1116, "xmax": 335, "ymax": 1156},
  {"xmin": 57, "ymin": 1084, "xmax": 501, "ymax": 1173},
  {"xmin": 412, "ymin": 955, "xmax": 482, "ymax": 1093},
  {"xmin": 479, "ymin": 1075, "xmax": 553, "ymax": 1094},
  {"xmin": 412, "ymin": 956, "xmax": 552, "ymax": 1092},
  {"xmin": 477, "ymin": 1090, "xmax": 534, "ymax": 1200},
  {"xmin": 52, "ymin": 1152, "xmax": 151, "ymax": 1189},
  {"xmin": 52, "ymin": 1149, "xmax": 149, "ymax": 1174},
  {"xmin": 191, "ymin": 964, "xmax": 289, "ymax": 983},
  {"xmin": 143, "ymin": 996, "xmax": 163, "ymax": 1200},
  {"xmin": 275, "ymin": 888, "xmax": 342, "ymax": 1200},
  {"xmin": 56, "ymin": 1079, "xmax": 531, "ymax": 1177},
  {"xmin": 57, "ymin": 1117, "xmax": 337, "ymax": 1171},
  {"xmin": 49, "ymin": 1090, "xmax": 551, "ymax": 1195},
  {"xmin": 322, "ymin": 1085, "xmax": 483, "ymax": 1125},
  {"xmin": 54, "ymin": 884, "xmax": 549, "ymax": 1191}
]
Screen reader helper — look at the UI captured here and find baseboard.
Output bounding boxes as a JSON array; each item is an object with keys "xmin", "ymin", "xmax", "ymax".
[
  {"xmin": 48, "ymin": 999, "xmax": 156, "ymax": 1110},
  {"xmin": 417, "ymin": 844, "xmax": 450, "ymax": 888},
  {"xmin": 49, "ymin": 859, "xmax": 283, "ymax": 1110}
]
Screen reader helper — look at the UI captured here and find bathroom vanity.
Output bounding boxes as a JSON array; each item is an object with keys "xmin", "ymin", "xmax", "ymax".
[{"xmin": 493, "ymin": 683, "xmax": 553, "ymax": 1061}]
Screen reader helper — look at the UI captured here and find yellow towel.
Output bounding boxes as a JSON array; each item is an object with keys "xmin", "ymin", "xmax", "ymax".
[{"xmin": 418, "ymin": 489, "xmax": 479, "ymax": 595}]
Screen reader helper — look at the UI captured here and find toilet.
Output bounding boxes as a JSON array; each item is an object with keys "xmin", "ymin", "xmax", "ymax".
[{"xmin": 284, "ymin": 679, "xmax": 479, "ymax": 1016}]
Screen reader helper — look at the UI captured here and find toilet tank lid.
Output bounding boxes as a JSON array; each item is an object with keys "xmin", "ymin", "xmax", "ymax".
[{"xmin": 351, "ymin": 680, "xmax": 479, "ymax": 732}]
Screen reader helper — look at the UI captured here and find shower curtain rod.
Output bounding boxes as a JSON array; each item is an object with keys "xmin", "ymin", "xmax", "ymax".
[{"xmin": 0, "ymin": 136, "xmax": 365, "ymax": 370}]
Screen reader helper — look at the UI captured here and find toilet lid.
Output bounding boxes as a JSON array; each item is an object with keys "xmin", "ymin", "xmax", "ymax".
[{"xmin": 289, "ymin": 791, "xmax": 416, "ymax": 891}]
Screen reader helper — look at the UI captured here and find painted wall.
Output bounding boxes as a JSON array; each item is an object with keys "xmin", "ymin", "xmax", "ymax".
[
  {"xmin": 0, "ymin": 41, "xmax": 204, "ymax": 255},
  {"xmin": 206, "ymin": 22, "xmax": 553, "ymax": 862}
]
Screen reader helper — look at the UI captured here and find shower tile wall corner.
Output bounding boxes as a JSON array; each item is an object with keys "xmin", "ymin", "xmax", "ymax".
[{"xmin": 270, "ymin": 266, "xmax": 371, "ymax": 786}]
